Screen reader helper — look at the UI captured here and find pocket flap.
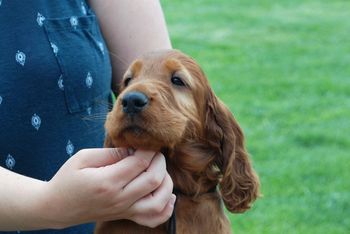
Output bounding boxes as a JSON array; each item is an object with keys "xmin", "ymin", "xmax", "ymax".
[{"xmin": 44, "ymin": 15, "xmax": 112, "ymax": 113}]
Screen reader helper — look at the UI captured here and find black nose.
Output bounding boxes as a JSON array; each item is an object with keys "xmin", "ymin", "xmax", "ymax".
[{"xmin": 121, "ymin": 91, "xmax": 149, "ymax": 115}]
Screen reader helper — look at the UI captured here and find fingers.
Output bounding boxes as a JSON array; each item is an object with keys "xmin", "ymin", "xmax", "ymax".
[
  {"xmin": 73, "ymin": 148, "xmax": 130, "ymax": 169},
  {"xmin": 130, "ymin": 173, "xmax": 173, "ymax": 214},
  {"xmin": 125, "ymin": 154, "xmax": 175, "ymax": 228},
  {"xmin": 121, "ymin": 152, "xmax": 167, "ymax": 201},
  {"xmin": 102, "ymin": 150, "xmax": 157, "ymax": 188},
  {"xmin": 131, "ymin": 194, "xmax": 176, "ymax": 228}
]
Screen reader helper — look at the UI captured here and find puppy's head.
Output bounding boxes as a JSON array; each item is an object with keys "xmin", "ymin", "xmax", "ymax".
[{"xmin": 105, "ymin": 50, "xmax": 204, "ymax": 151}]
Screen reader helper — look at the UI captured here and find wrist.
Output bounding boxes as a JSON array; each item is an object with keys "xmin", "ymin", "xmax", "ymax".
[
  {"xmin": 33, "ymin": 180, "xmax": 72, "ymax": 230},
  {"xmin": 24, "ymin": 180, "xmax": 66, "ymax": 230},
  {"xmin": 0, "ymin": 167, "xmax": 64, "ymax": 231}
]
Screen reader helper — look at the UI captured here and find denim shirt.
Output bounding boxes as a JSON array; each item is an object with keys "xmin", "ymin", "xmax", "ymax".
[{"xmin": 0, "ymin": 1, "xmax": 112, "ymax": 233}]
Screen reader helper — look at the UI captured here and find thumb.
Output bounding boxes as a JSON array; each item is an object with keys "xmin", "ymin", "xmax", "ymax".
[{"xmin": 74, "ymin": 148, "xmax": 131, "ymax": 169}]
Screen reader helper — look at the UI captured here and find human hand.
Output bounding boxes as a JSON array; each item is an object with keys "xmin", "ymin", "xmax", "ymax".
[{"xmin": 41, "ymin": 148, "xmax": 175, "ymax": 229}]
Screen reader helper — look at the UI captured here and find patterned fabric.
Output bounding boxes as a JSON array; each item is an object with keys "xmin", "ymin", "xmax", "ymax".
[{"xmin": 0, "ymin": 1, "xmax": 112, "ymax": 233}]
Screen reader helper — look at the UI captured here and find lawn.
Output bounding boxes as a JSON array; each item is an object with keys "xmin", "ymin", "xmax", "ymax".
[{"xmin": 161, "ymin": 0, "xmax": 350, "ymax": 233}]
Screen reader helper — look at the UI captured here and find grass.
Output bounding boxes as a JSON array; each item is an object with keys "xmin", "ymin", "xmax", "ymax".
[{"xmin": 161, "ymin": 0, "xmax": 350, "ymax": 233}]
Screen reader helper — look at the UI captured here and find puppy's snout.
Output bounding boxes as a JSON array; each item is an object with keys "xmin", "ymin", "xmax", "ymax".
[{"xmin": 121, "ymin": 91, "xmax": 149, "ymax": 115}]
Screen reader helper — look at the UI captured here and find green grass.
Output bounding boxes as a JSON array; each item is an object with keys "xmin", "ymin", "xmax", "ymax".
[{"xmin": 161, "ymin": 0, "xmax": 350, "ymax": 233}]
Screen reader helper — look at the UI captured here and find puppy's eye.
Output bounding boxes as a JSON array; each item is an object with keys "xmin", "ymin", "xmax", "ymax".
[
  {"xmin": 124, "ymin": 77, "xmax": 132, "ymax": 87},
  {"xmin": 171, "ymin": 76, "xmax": 185, "ymax": 86}
]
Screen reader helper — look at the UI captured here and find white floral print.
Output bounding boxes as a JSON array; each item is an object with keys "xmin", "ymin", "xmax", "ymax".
[
  {"xmin": 70, "ymin": 16, "xmax": 78, "ymax": 28},
  {"xmin": 15, "ymin": 50, "xmax": 26, "ymax": 66},
  {"xmin": 86, "ymin": 72, "xmax": 93, "ymax": 88},
  {"xmin": 37, "ymin": 12, "xmax": 45, "ymax": 26},
  {"xmin": 81, "ymin": 2, "xmax": 87, "ymax": 15},
  {"xmin": 66, "ymin": 140, "xmax": 74, "ymax": 156},
  {"xmin": 58, "ymin": 75, "xmax": 64, "ymax": 91},
  {"xmin": 5, "ymin": 154, "xmax": 16, "ymax": 170},
  {"xmin": 86, "ymin": 106, "xmax": 92, "ymax": 115},
  {"xmin": 97, "ymin": 41, "xmax": 105, "ymax": 54},
  {"xmin": 50, "ymin": 42, "xmax": 58, "ymax": 56},
  {"xmin": 31, "ymin": 113, "xmax": 41, "ymax": 130}
]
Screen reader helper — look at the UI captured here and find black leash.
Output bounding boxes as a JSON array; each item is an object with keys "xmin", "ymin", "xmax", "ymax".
[{"xmin": 167, "ymin": 189, "xmax": 179, "ymax": 234}]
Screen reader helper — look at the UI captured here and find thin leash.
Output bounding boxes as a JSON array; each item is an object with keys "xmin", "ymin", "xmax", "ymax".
[{"xmin": 167, "ymin": 189, "xmax": 179, "ymax": 234}]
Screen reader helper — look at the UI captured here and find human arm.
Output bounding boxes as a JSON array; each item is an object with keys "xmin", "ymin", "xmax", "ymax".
[
  {"xmin": 88, "ymin": 0, "xmax": 172, "ymax": 92},
  {"xmin": 0, "ymin": 148, "xmax": 175, "ymax": 231}
]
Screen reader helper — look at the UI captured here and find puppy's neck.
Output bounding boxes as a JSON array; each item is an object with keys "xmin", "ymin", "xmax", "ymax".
[{"xmin": 165, "ymin": 142, "xmax": 220, "ymax": 199}]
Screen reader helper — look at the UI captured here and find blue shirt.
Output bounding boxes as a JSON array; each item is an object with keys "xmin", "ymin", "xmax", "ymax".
[{"xmin": 0, "ymin": 0, "xmax": 112, "ymax": 233}]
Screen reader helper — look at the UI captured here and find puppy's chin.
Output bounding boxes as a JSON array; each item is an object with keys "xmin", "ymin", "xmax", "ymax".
[{"xmin": 109, "ymin": 126, "xmax": 168, "ymax": 152}]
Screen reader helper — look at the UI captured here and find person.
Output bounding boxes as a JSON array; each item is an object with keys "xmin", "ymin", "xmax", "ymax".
[{"xmin": 0, "ymin": 0, "xmax": 175, "ymax": 233}]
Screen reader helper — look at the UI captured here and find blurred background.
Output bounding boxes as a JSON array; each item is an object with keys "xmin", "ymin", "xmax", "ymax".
[{"xmin": 161, "ymin": 0, "xmax": 350, "ymax": 233}]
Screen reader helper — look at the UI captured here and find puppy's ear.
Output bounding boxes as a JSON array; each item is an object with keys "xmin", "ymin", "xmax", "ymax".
[{"xmin": 205, "ymin": 90, "xmax": 260, "ymax": 213}]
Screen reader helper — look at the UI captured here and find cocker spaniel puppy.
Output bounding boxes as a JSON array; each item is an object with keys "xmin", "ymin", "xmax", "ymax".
[{"xmin": 95, "ymin": 49, "xmax": 259, "ymax": 234}]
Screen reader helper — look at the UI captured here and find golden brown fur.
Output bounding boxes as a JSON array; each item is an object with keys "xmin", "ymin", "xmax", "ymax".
[{"xmin": 95, "ymin": 50, "xmax": 259, "ymax": 234}]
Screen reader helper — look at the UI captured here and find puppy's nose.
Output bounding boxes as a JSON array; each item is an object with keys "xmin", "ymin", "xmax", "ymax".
[{"xmin": 121, "ymin": 91, "xmax": 149, "ymax": 115}]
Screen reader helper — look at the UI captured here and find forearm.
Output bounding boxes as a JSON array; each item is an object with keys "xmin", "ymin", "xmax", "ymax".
[
  {"xmin": 0, "ymin": 167, "xmax": 57, "ymax": 231},
  {"xmin": 89, "ymin": 0, "xmax": 172, "ymax": 92}
]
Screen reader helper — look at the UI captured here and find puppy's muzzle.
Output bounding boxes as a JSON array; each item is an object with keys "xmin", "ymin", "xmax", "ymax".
[{"xmin": 121, "ymin": 91, "xmax": 149, "ymax": 116}]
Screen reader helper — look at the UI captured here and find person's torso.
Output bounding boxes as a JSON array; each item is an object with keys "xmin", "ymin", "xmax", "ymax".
[{"xmin": 0, "ymin": 1, "xmax": 112, "ymax": 233}]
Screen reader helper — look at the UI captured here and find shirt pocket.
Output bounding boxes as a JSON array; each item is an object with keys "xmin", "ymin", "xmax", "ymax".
[{"xmin": 43, "ymin": 15, "xmax": 112, "ymax": 113}]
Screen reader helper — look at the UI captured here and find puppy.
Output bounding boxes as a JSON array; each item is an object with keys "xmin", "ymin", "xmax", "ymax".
[{"xmin": 95, "ymin": 49, "xmax": 259, "ymax": 234}]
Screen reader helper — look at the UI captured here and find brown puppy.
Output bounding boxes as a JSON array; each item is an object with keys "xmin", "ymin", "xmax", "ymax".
[{"xmin": 95, "ymin": 49, "xmax": 259, "ymax": 234}]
